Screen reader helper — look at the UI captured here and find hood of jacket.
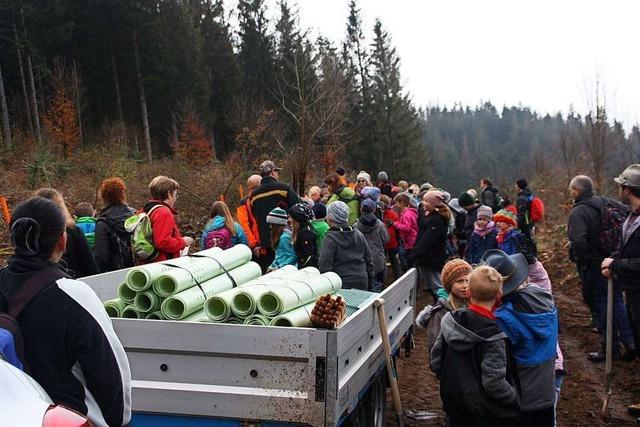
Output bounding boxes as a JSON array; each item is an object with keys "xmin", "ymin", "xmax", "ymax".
[
  {"xmin": 98, "ymin": 204, "xmax": 135, "ymax": 233},
  {"xmin": 519, "ymin": 188, "xmax": 533, "ymax": 199},
  {"xmin": 327, "ymin": 225, "xmax": 360, "ymax": 249},
  {"xmin": 440, "ymin": 310, "xmax": 507, "ymax": 352},
  {"xmin": 203, "ymin": 216, "xmax": 226, "ymax": 234},
  {"xmin": 416, "ymin": 298, "xmax": 453, "ymax": 329},
  {"xmin": 336, "ymin": 185, "xmax": 356, "ymax": 200},
  {"xmin": 75, "ymin": 216, "xmax": 96, "ymax": 225},
  {"xmin": 500, "ymin": 285, "xmax": 556, "ymax": 339},
  {"xmin": 356, "ymin": 213, "xmax": 378, "ymax": 232}
]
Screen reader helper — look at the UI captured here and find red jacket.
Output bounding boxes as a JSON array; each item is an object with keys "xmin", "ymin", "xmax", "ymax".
[
  {"xmin": 383, "ymin": 209, "xmax": 400, "ymax": 250},
  {"xmin": 144, "ymin": 200, "xmax": 185, "ymax": 262}
]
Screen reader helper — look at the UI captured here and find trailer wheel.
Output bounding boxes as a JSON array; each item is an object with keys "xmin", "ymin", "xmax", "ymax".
[{"xmin": 344, "ymin": 375, "xmax": 386, "ymax": 427}]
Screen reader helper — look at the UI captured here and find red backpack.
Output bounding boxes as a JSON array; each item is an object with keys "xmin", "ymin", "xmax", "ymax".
[{"xmin": 530, "ymin": 197, "xmax": 545, "ymax": 223}]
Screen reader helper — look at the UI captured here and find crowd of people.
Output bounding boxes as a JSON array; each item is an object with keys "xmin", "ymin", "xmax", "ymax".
[{"xmin": 2, "ymin": 159, "xmax": 640, "ymax": 426}]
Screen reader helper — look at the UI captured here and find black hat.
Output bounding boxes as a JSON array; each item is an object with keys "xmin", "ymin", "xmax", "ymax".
[
  {"xmin": 336, "ymin": 166, "xmax": 346, "ymax": 176},
  {"xmin": 480, "ymin": 249, "xmax": 529, "ymax": 296},
  {"xmin": 516, "ymin": 179, "xmax": 528, "ymax": 190},
  {"xmin": 312, "ymin": 202, "xmax": 327, "ymax": 219},
  {"xmin": 288, "ymin": 203, "xmax": 314, "ymax": 223}
]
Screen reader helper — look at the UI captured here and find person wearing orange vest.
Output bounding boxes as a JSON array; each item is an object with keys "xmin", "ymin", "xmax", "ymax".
[{"xmin": 236, "ymin": 174, "xmax": 261, "ymax": 251}]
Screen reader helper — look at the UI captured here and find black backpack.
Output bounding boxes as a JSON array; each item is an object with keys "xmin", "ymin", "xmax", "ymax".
[
  {"xmin": 0, "ymin": 267, "xmax": 67, "ymax": 371},
  {"xmin": 97, "ymin": 216, "xmax": 134, "ymax": 270}
]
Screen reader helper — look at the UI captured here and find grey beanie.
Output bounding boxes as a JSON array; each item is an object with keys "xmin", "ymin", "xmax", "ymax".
[
  {"xmin": 378, "ymin": 171, "xmax": 389, "ymax": 182},
  {"xmin": 327, "ymin": 201, "xmax": 350, "ymax": 225}
]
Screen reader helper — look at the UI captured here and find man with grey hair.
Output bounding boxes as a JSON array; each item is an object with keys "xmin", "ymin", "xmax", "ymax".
[{"xmin": 568, "ymin": 174, "xmax": 635, "ymax": 362}]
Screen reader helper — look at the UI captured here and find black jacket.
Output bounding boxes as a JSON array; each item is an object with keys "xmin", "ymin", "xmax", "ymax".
[
  {"xmin": 409, "ymin": 212, "xmax": 448, "ymax": 270},
  {"xmin": 463, "ymin": 205, "xmax": 480, "ymax": 240},
  {"xmin": 61, "ymin": 226, "xmax": 99, "ymax": 278},
  {"xmin": 516, "ymin": 188, "xmax": 533, "ymax": 230},
  {"xmin": 250, "ymin": 176, "xmax": 300, "ymax": 248},
  {"xmin": 612, "ymin": 212, "xmax": 640, "ymax": 293},
  {"xmin": 430, "ymin": 309, "xmax": 520, "ymax": 423},
  {"xmin": 568, "ymin": 193, "xmax": 628, "ymax": 268},
  {"xmin": 294, "ymin": 222, "xmax": 318, "ymax": 269},
  {"xmin": 481, "ymin": 186, "xmax": 501, "ymax": 213},
  {"xmin": 95, "ymin": 204, "xmax": 136, "ymax": 273},
  {"xmin": 0, "ymin": 256, "xmax": 131, "ymax": 426}
]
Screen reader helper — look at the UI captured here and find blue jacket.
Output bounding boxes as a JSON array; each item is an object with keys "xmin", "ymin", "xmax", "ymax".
[
  {"xmin": 200, "ymin": 216, "xmax": 248, "ymax": 249},
  {"xmin": 270, "ymin": 228, "xmax": 298, "ymax": 270},
  {"xmin": 496, "ymin": 285, "xmax": 558, "ymax": 411},
  {"xmin": 466, "ymin": 228, "xmax": 498, "ymax": 264},
  {"xmin": 498, "ymin": 228, "xmax": 536, "ymax": 264}
]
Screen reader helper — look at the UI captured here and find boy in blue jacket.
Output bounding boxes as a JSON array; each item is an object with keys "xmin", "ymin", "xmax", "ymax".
[{"xmin": 482, "ymin": 249, "xmax": 558, "ymax": 427}]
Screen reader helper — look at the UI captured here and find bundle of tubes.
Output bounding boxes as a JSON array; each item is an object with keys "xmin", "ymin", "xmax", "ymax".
[{"xmin": 103, "ymin": 245, "xmax": 344, "ymax": 328}]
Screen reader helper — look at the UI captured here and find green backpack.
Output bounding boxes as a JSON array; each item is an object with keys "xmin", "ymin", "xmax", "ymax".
[{"xmin": 124, "ymin": 205, "xmax": 163, "ymax": 262}]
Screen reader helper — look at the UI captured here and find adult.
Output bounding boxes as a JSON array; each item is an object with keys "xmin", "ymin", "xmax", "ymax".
[
  {"xmin": 250, "ymin": 160, "xmax": 300, "ymax": 271},
  {"xmin": 0, "ymin": 197, "xmax": 131, "ymax": 426},
  {"xmin": 237, "ymin": 174, "xmax": 262, "ymax": 251},
  {"xmin": 458, "ymin": 191, "xmax": 480, "ymax": 242},
  {"xmin": 319, "ymin": 201, "xmax": 373, "ymax": 290},
  {"xmin": 35, "ymin": 188, "xmax": 99, "ymax": 278},
  {"xmin": 568, "ymin": 175, "xmax": 635, "ymax": 362},
  {"xmin": 602, "ymin": 165, "xmax": 640, "ymax": 363},
  {"xmin": 325, "ymin": 173, "xmax": 360, "ymax": 225},
  {"xmin": 484, "ymin": 249, "xmax": 558, "ymax": 427},
  {"xmin": 480, "ymin": 178, "xmax": 502, "ymax": 213},
  {"xmin": 516, "ymin": 178, "xmax": 535, "ymax": 239},
  {"xmin": 355, "ymin": 171, "xmax": 372, "ymax": 195},
  {"xmin": 448, "ymin": 198, "xmax": 468, "ymax": 258},
  {"xmin": 336, "ymin": 166, "xmax": 349, "ymax": 187},
  {"xmin": 94, "ymin": 178, "xmax": 136, "ymax": 273},
  {"xmin": 377, "ymin": 171, "xmax": 394, "ymax": 198},
  {"xmin": 142, "ymin": 176, "xmax": 194, "ymax": 262},
  {"xmin": 409, "ymin": 190, "xmax": 450, "ymax": 296}
]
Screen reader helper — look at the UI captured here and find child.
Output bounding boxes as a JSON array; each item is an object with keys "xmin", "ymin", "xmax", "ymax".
[
  {"xmin": 466, "ymin": 205, "xmax": 498, "ymax": 264},
  {"xmin": 430, "ymin": 265, "xmax": 521, "ymax": 427},
  {"xmin": 356, "ymin": 198, "xmax": 390, "ymax": 292},
  {"xmin": 380, "ymin": 195, "xmax": 403, "ymax": 280},
  {"xmin": 483, "ymin": 249, "xmax": 558, "ymax": 427},
  {"xmin": 393, "ymin": 192, "xmax": 418, "ymax": 270},
  {"xmin": 287, "ymin": 203, "xmax": 318, "ymax": 268},
  {"xmin": 267, "ymin": 207, "xmax": 297, "ymax": 270},
  {"xmin": 201, "ymin": 201, "xmax": 248, "ymax": 250},
  {"xmin": 311, "ymin": 202, "xmax": 330, "ymax": 251},
  {"xmin": 417, "ymin": 258, "xmax": 471, "ymax": 352},
  {"xmin": 74, "ymin": 202, "xmax": 97, "ymax": 249}
]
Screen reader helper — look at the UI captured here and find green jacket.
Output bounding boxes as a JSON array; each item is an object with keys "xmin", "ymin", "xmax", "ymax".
[
  {"xmin": 311, "ymin": 219, "xmax": 330, "ymax": 251},
  {"xmin": 327, "ymin": 186, "xmax": 360, "ymax": 225}
]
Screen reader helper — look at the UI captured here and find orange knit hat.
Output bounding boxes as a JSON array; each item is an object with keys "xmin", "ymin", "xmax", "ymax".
[{"xmin": 440, "ymin": 258, "xmax": 472, "ymax": 292}]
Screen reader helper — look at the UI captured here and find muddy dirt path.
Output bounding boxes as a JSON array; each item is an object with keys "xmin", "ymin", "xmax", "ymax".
[{"xmin": 386, "ymin": 225, "xmax": 639, "ymax": 426}]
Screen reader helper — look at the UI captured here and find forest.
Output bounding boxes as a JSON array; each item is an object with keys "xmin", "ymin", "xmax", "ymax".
[{"xmin": 0, "ymin": 0, "xmax": 638, "ymax": 196}]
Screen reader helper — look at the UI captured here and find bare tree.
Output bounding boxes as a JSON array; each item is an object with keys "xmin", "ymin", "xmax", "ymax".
[
  {"xmin": 133, "ymin": 29, "xmax": 152, "ymax": 162},
  {"xmin": 556, "ymin": 127, "xmax": 580, "ymax": 188},
  {"xmin": 582, "ymin": 78, "xmax": 612, "ymax": 192},
  {"xmin": 0, "ymin": 64, "xmax": 12, "ymax": 148},
  {"xmin": 20, "ymin": 5, "xmax": 41, "ymax": 142},
  {"xmin": 72, "ymin": 60, "xmax": 84, "ymax": 146},
  {"xmin": 13, "ymin": 20, "xmax": 33, "ymax": 137}
]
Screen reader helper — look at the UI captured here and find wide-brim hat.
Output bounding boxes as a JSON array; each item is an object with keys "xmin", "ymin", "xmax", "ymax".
[
  {"xmin": 480, "ymin": 249, "xmax": 529, "ymax": 296},
  {"xmin": 614, "ymin": 164, "xmax": 640, "ymax": 189}
]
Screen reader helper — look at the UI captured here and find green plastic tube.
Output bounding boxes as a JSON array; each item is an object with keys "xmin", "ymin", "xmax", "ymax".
[
  {"xmin": 162, "ymin": 261, "xmax": 261, "ymax": 320},
  {"xmin": 121, "ymin": 305, "xmax": 142, "ymax": 319},
  {"xmin": 145, "ymin": 311, "xmax": 164, "ymax": 320},
  {"xmin": 269, "ymin": 303, "xmax": 315, "ymax": 327},
  {"xmin": 243, "ymin": 314, "xmax": 271, "ymax": 326},
  {"xmin": 134, "ymin": 291, "xmax": 162, "ymax": 313},
  {"xmin": 182, "ymin": 310, "xmax": 210, "ymax": 322},
  {"xmin": 154, "ymin": 245, "xmax": 252, "ymax": 297},
  {"xmin": 226, "ymin": 317, "xmax": 243, "ymax": 324},
  {"xmin": 258, "ymin": 271, "xmax": 341, "ymax": 317},
  {"xmin": 104, "ymin": 298, "xmax": 127, "ymax": 318},
  {"xmin": 117, "ymin": 282, "xmax": 137, "ymax": 303},
  {"xmin": 126, "ymin": 247, "xmax": 223, "ymax": 291}
]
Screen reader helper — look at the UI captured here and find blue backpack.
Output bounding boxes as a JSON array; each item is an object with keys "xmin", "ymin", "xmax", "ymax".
[{"xmin": 0, "ymin": 268, "xmax": 67, "ymax": 371}]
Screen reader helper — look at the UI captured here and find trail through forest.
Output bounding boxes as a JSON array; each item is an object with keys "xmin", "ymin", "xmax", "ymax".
[{"xmin": 385, "ymin": 224, "xmax": 640, "ymax": 427}]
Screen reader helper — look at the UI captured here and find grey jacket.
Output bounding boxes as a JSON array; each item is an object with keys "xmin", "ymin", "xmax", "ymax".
[
  {"xmin": 318, "ymin": 225, "xmax": 374, "ymax": 290},
  {"xmin": 356, "ymin": 214, "xmax": 390, "ymax": 274}
]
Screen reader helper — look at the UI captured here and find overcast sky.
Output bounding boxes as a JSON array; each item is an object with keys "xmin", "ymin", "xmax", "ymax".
[{"xmin": 249, "ymin": 0, "xmax": 640, "ymax": 127}]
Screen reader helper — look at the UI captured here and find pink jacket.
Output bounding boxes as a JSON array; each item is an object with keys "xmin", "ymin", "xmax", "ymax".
[{"xmin": 395, "ymin": 207, "xmax": 418, "ymax": 250}]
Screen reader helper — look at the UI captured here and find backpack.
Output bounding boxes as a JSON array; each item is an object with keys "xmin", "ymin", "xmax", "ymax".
[
  {"xmin": 483, "ymin": 187, "xmax": 503, "ymax": 213},
  {"xmin": 97, "ymin": 215, "xmax": 134, "ymax": 270},
  {"xmin": 529, "ymin": 196, "xmax": 545, "ymax": 223},
  {"xmin": 204, "ymin": 227, "xmax": 233, "ymax": 250},
  {"xmin": 0, "ymin": 268, "xmax": 67, "ymax": 371},
  {"xmin": 124, "ymin": 204, "xmax": 164, "ymax": 262},
  {"xmin": 588, "ymin": 197, "xmax": 628, "ymax": 257}
]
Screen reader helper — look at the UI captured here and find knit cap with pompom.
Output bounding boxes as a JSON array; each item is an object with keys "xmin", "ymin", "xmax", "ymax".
[{"xmin": 440, "ymin": 258, "xmax": 473, "ymax": 293}]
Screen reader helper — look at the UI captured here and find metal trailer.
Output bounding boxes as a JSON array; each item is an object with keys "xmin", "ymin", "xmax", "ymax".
[{"xmin": 83, "ymin": 268, "xmax": 417, "ymax": 427}]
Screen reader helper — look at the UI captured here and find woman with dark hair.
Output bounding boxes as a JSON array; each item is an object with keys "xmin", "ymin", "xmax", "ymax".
[
  {"xmin": 0, "ymin": 197, "xmax": 131, "ymax": 426},
  {"xmin": 94, "ymin": 178, "xmax": 136, "ymax": 272},
  {"xmin": 409, "ymin": 190, "xmax": 452, "ymax": 299},
  {"xmin": 35, "ymin": 188, "xmax": 99, "ymax": 278}
]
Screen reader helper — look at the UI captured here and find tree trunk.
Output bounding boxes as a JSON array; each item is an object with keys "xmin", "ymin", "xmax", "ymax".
[
  {"xmin": 14, "ymin": 22, "xmax": 33, "ymax": 138},
  {"xmin": 133, "ymin": 29, "xmax": 152, "ymax": 162},
  {"xmin": 72, "ymin": 60, "xmax": 84, "ymax": 146},
  {"xmin": 26, "ymin": 54, "xmax": 41, "ymax": 143},
  {"xmin": 110, "ymin": 45, "xmax": 126, "ymax": 141},
  {"xmin": 0, "ymin": 65, "xmax": 12, "ymax": 148}
]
